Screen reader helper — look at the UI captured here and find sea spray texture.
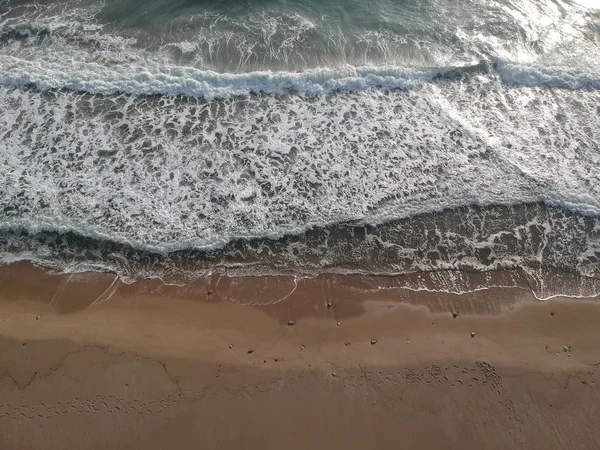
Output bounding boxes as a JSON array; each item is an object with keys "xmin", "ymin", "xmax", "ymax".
[
  {"xmin": 0, "ymin": 0, "xmax": 599, "ymax": 297},
  {"xmin": 2, "ymin": 204, "xmax": 600, "ymax": 300}
]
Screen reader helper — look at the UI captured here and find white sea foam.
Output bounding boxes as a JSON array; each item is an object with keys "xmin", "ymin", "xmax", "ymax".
[
  {"xmin": 1, "ymin": 76, "xmax": 599, "ymax": 253},
  {"xmin": 2, "ymin": 57, "xmax": 600, "ymax": 99},
  {"xmin": 1, "ymin": 0, "xmax": 599, "ymax": 295},
  {"xmin": 494, "ymin": 59, "xmax": 600, "ymax": 90},
  {"xmin": 0, "ymin": 60, "xmax": 439, "ymax": 98}
]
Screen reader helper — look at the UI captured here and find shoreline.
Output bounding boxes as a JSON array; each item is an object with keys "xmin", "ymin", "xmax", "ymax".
[
  {"xmin": 3, "ymin": 202, "xmax": 599, "ymax": 302},
  {"xmin": 0, "ymin": 261, "xmax": 563, "ymax": 316},
  {"xmin": 2, "ymin": 262, "xmax": 600, "ymax": 449}
]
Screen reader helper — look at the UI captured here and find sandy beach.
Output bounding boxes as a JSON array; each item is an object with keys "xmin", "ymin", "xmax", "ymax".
[{"xmin": 0, "ymin": 263, "xmax": 599, "ymax": 449}]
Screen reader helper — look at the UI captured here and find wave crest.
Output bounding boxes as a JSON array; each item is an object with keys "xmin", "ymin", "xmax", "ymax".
[{"xmin": 2, "ymin": 58, "xmax": 600, "ymax": 99}]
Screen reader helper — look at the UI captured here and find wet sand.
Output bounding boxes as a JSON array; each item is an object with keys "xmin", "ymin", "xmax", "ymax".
[{"xmin": 2, "ymin": 263, "xmax": 600, "ymax": 449}]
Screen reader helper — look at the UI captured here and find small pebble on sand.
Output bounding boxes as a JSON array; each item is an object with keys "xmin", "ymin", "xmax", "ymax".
[
  {"xmin": 550, "ymin": 311, "xmax": 555, "ymax": 316},
  {"xmin": 35, "ymin": 316, "xmax": 40, "ymax": 320},
  {"xmin": 371, "ymin": 339, "xmax": 378, "ymax": 345},
  {"xmin": 344, "ymin": 342, "xmax": 351, "ymax": 347},
  {"xmin": 287, "ymin": 320, "xmax": 295, "ymax": 326},
  {"xmin": 327, "ymin": 302, "xmax": 332, "ymax": 309},
  {"xmin": 332, "ymin": 372, "xmax": 337, "ymax": 377},
  {"xmin": 207, "ymin": 290, "xmax": 214, "ymax": 296},
  {"xmin": 337, "ymin": 321, "xmax": 341, "ymax": 326},
  {"xmin": 247, "ymin": 349, "xmax": 254, "ymax": 354},
  {"xmin": 299, "ymin": 345, "xmax": 305, "ymax": 350},
  {"xmin": 452, "ymin": 312, "xmax": 458, "ymax": 319},
  {"xmin": 229, "ymin": 344, "xmax": 234, "ymax": 349},
  {"xmin": 471, "ymin": 332, "xmax": 476, "ymax": 338}
]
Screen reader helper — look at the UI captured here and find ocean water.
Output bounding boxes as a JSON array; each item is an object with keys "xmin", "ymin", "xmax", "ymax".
[{"xmin": 0, "ymin": 0, "xmax": 599, "ymax": 298}]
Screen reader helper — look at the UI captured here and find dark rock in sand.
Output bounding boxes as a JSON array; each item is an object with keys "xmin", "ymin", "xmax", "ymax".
[
  {"xmin": 371, "ymin": 339, "xmax": 378, "ymax": 345},
  {"xmin": 287, "ymin": 320, "xmax": 295, "ymax": 326}
]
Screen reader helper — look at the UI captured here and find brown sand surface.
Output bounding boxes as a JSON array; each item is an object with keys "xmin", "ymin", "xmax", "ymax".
[{"xmin": 1, "ymin": 263, "xmax": 600, "ymax": 449}]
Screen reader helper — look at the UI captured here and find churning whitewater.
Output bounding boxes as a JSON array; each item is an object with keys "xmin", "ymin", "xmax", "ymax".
[{"xmin": 0, "ymin": 0, "xmax": 599, "ymax": 297}]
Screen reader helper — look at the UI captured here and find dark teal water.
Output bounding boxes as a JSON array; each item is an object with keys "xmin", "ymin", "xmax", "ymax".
[{"xmin": 3, "ymin": 0, "xmax": 599, "ymax": 72}]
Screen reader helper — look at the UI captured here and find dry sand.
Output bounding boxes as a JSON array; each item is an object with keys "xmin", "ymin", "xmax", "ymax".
[{"xmin": 1, "ymin": 262, "xmax": 600, "ymax": 449}]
